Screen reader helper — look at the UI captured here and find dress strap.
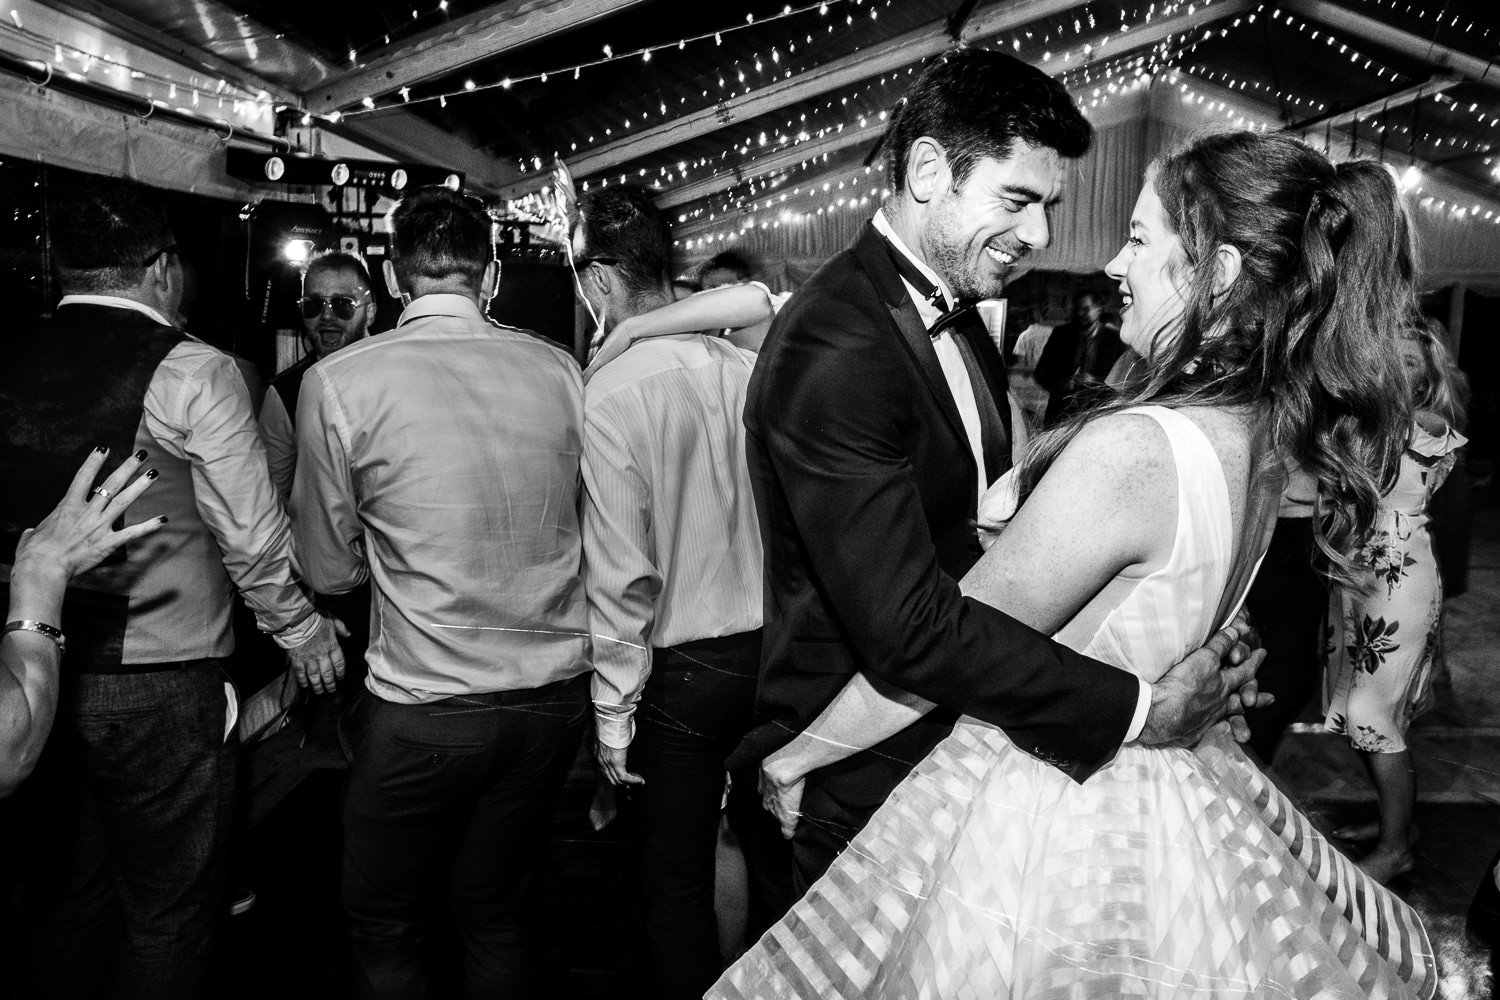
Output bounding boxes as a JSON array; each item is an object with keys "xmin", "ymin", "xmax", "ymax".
[{"xmin": 1118, "ymin": 406, "xmax": 1239, "ymax": 622}]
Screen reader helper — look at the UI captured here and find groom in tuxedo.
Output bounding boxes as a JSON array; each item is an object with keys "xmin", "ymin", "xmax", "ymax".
[{"xmin": 737, "ymin": 48, "xmax": 1264, "ymax": 888}]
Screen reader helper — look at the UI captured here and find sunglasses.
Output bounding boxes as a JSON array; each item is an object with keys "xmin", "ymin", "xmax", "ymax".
[
  {"xmin": 140, "ymin": 244, "xmax": 180, "ymax": 268},
  {"xmin": 570, "ymin": 255, "xmax": 618, "ymax": 273},
  {"xmin": 298, "ymin": 293, "xmax": 366, "ymax": 321}
]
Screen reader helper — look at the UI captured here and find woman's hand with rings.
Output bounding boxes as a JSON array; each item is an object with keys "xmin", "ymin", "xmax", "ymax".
[{"xmin": 18, "ymin": 447, "xmax": 166, "ymax": 582}]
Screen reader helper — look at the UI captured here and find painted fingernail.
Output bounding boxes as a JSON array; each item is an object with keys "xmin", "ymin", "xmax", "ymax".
[
  {"xmin": 94, "ymin": 445, "xmax": 107, "ymax": 454},
  {"xmin": 145, "ymin": 469, "xmax": 159, "ymax": 480},
  {"xmin": 157, "ymin": 515, "xmax": 169, "ymax": 524},
  {"xmin": 134, "ymin": 449, "xmax": 148, "ymax": 461}
]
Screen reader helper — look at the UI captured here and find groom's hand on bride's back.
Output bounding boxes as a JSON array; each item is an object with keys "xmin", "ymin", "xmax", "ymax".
[{"xmin": 1136, "ymin": 623, "xmax": 1273, "ymax": 749}]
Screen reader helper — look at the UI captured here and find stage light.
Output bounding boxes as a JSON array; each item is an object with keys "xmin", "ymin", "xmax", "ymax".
[
  {"xmin": 1399, "ymin": 165, "xmax": 1423, "ymax": 191},
  {"xmin": 443, "ymin": 173, "xmax": 462, "ymax": 191},
  {"xmin": 282, "ymin": 239, "xmax": 316, "ymax": 264}
]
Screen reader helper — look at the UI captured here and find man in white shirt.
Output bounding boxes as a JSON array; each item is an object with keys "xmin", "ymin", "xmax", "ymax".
[
  {"xmin": 575, "ymin": 185, "xmax": 790, "ymax": 998},
  {"xmin": 0, "ymin": 176, "xmax": 342, "ymax": 999},
  {"xmin": 292, "ymin": 187, "xmax": 591, "ymax": 998}
]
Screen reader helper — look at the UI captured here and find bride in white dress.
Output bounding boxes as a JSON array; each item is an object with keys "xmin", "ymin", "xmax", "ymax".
[{"xmin": 710, "ymin": 131, "xmax": 1435, "ymax": 998}]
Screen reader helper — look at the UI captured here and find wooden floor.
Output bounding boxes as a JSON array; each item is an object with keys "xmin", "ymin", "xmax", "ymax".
[{"xmin": 210, "ymin": 496, "xmax": 1500, "ymax": 999}]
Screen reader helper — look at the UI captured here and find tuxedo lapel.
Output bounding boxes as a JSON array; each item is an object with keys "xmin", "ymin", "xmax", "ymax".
[
  {"xmin": 848, "ymin": 225, "xmax": 970, "ymax": 454},
  {"xmin": 955, "ymin": 320, "xmax": 1015, "ymax": 475}
]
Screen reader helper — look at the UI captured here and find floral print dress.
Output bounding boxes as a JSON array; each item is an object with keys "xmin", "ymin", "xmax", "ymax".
[{"xmin": 1323, "ymin": 422, "xmax": 1467, "ymax": 752}]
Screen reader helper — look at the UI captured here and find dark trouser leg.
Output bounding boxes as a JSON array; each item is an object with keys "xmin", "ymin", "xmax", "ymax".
[
  {"xmin": 1244, "ymin": 518, "xmax": 1328, "ymax": 763},
  {"xmin": 449, "ymin": 680, "xmax": 587, "ymax": 999},
  {"xmin": 788, "ymin": 778, "xmax": 871, "ymax": 897},
  {"xmin": 628, "ymin": 632, "xmax": 763, "ymax": 1000},
  {"xmin": 25, "ymin": 663, "xmax": 236, "ymax": 1000},
  {"xmin": 724, "ymin": 760, "xmax": 794, "ymax": 937},
  {"xmin": 341, "ymin": 675, "xmax": 588, "ymax": 1000}
]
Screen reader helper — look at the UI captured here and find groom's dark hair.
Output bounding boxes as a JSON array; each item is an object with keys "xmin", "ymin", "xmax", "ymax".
[{"xmin": 885, "ymin": 47, "xmax": 1092, "ymax": 191}]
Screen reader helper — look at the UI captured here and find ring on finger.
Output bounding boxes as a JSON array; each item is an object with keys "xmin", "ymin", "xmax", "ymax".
[{"xmin": 91, "ymin": 485, "xmax": 116, "ymax": 501}]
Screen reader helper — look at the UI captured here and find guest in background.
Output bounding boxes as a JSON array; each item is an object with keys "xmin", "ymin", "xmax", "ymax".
[
  {"xmin": 259, "ymin": 251, "xmax": 374, "ymax": 502},
  {"xmin": 1241, "ymin": 464, "xmax": 1328, "ymax": 765},
  {"xmin": 2, "ymin": 448, "xmax": 162, "ymax": 797},
  {"xmin": 0, "ymin": 176, "xmax": 343, "ymax": 1000},
  {"xmin": 694, "ymin": 250, "xmax": 790, "ymax": 352},
  {"xmin": 1034, "ymin": 291, "xmax": 1124, "ymax": 427},
  {"xmin": 697, "ymin": 250, "xmax": 756, "ymax": 291},
  {"xmin": 1323, "ymin": 316, "xmax": 1468, "ymax": 883},
  {"xmin": 575, "ymin": 184, "xmax": 791, "ymax": 999},
  {"xmin": 292, "ymin": 187, "xmax": 591, "ymax": 998}
]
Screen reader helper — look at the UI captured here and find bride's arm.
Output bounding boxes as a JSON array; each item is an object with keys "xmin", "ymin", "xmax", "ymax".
[{"xmin": 761, "ymin": 415, "xmax": 1176, "ymax": 816}]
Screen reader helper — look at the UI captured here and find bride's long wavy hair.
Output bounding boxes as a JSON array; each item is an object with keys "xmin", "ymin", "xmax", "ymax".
[{"xmin": 1014, "ymin": 130, "xmax": 1416, "ymax": 574}]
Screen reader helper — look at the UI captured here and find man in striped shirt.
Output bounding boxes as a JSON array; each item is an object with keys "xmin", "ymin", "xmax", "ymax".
[{"xmin": 575, "ymin": 185, "xmax": 790, "ymax": 999}]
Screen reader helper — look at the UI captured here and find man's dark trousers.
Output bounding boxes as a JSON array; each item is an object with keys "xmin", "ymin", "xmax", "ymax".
[
  {"xmin": 19, "ymin": 661, "xmax": 237, "ymax": 1000},
  {"xmin": 627, "ymin": 630, "xmax": 793, "ymax": 1000},
  {"xmin": 340, "ymin": 673, "xmax": 588, "ymax": 1000}
]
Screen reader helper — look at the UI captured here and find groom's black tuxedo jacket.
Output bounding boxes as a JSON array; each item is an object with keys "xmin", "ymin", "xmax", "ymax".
[{"xmin": 738, "ymin": 222, "xmax": 1140, "ymax": 814}]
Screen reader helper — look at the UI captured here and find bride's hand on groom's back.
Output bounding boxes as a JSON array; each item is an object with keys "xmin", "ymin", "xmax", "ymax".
[{"xmin": 1136, "ymin": 623, "xmax": 1273, "ymax": 749}]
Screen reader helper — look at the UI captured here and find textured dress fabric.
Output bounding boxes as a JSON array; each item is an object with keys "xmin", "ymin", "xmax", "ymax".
[
  {"xmin": 710, "ymin": 407, "xmax": 1435, "ymax": 1000},
  {"xmin": 1323, "ymin": 423, "xmax": 1467, "ymax": 753}
]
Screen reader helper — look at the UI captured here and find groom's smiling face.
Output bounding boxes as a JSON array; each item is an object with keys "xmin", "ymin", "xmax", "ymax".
[{"xmin": 921, "ymin": 141, "xmax": 1064, "ymax": 301}]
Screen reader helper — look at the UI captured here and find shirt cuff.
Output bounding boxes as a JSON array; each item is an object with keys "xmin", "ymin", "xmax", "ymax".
[
  {"xmin": 1124, "ymin": 677, "xmax": 1152, "ymax": 743},
  {"xmin": 593, "ymin": 706, "xmax": 636, "ymax": 751},
  {"xmin": 271, "ymin": 612, "xmax": 322, "ymax": 651}
]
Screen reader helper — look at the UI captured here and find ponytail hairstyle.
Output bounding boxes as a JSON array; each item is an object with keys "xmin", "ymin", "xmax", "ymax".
[
  {"xmin": 1405, "ymin": 316, "xmax": 1467, "ymax": 430},
  {"xmin": 1014, "ymin": 130, "xmax": 1416, "ymax": 576}
]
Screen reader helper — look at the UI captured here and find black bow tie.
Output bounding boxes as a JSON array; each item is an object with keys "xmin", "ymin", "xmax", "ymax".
[{"xmin": 880, "ymin": 234, "xmax": 976, "ymax": 340}]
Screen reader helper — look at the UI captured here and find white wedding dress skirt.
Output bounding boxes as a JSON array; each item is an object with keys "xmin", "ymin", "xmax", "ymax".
[{"xmin": 710, "ymin": 407, "xmax": 1434, "ymax": 999}]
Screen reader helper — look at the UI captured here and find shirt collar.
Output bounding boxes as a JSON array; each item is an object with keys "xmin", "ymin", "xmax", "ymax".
[
  {"xmin": 396, "ymin": 292, "xmax": 489, "ymax": 327},
  {"xmin": 872, "ymin": 210, "xmax": 954, "ymax": 312},
  {"xmin": 58, "ymin": 294, "xmax": 174, "ymax": 328}
]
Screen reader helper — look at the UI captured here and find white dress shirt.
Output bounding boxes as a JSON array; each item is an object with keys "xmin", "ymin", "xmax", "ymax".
[
  {"xmin": 871, "ymin": 212, "xmax": 989, "ymax": 504},
  {"xmin": 582, "ymin": 333, "xmax": 761, "ymax": 749},
  {"xmin": 291, "ymin": 293, "xmax": 591, "ymax": 704},
  {"xmin": 863, "ymin": 218, "xmax": 1152, "ymax": 743}
]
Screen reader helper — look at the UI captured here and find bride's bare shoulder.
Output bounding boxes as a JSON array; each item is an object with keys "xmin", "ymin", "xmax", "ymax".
[{"xmin": 1034, "ymin": 411, "xmax": 1178, "ymax": 522}]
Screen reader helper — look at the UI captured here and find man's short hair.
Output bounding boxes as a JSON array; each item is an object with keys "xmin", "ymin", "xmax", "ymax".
[
  {"xmin": 696, "ymin": 250, "xmax": 755, "ymax": 285},
  {"xmin": 50, "ymin": 176, "xmax": 174, "ymax": 294},
  {"xmin": 579, "ymin": 185, "xmax": 671, "ymax": 300},
  {"xmin": 303, "ymin": 250, "xmax": 372, "ymax": 291},
  {"xmin": 387, "ymin": 187, "xmax": 492, "ymax": 289},
  {"xmin": 885, "ymin": 48, "xmax": 1092, "ymax": 191}
]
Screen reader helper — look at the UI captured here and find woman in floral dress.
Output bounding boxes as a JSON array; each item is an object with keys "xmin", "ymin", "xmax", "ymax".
[{"xmin": 1324, "ymin": 317, "xmax": 1467, "ymax": 884}]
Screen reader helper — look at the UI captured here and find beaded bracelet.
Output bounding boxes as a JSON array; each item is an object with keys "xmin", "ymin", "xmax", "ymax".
[{"xmin": 3, "ymin": 620, "xmax": 66, "ymax": 654}]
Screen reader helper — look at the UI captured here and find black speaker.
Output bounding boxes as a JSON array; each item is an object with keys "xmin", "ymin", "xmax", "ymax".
[{"xmin": 488, "ymin": 254, "xmax": 579, "ymax": 359}]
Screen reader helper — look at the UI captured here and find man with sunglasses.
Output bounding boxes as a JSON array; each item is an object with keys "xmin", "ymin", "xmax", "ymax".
[
  {"xmin": 259, "ymin": 251, "xmax": 374, "ymax": 501},
  {"xmin": 0, "ymin": 176, "xmax": 345, "ymax": 999}
]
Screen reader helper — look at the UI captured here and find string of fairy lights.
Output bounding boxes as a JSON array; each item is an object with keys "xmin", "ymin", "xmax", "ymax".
[
  {"xmin": 0, "ymin": 9, "xmax": 275, "ymax": 127},
  {"xmin": 659, "ymin": 4, "xmax": 1245, "ymax": 230},
  {"xmin": 4, "ymin": 0, "xmax": 1499, "ymax": 230},
  {"xmin": 668, "ymin": 3, "xmax": 1500, "ymax": 248},
  {"xmin": 511, "ymin": 0, "xmax": 1234, "ymax": 178},
  {"xmin": 338, "ymin": 0, "xmax": 881, "ymax": 118}
]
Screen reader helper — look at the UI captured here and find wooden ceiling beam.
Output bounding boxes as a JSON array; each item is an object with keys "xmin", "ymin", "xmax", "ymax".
[
  {"xmin": 308, "ymin": 0, "xmax": 652, "ymax": 115},
  {"xmin": 655, "ymin": 123, "xmax": 880, "ymax": 210},
  {"xmin": 1283, "ymin": 0, "xmax": 1500, "ymax": 91},
  {"xmin": 1281, "ymin": 75, "xmax": 1463, "ymax": 133},
  {"xmin": 499, "ymin": 0, "xmax": 1255, "ymax": 201},
  {"xmin": 669, "ymin": 161, "xmax": 879, "ymax": 241}
]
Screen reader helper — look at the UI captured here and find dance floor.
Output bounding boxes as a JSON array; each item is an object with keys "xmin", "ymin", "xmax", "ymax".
[{"xmin": 209, "ymin": 495, "xmax": 1500, "ymax": 999}]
